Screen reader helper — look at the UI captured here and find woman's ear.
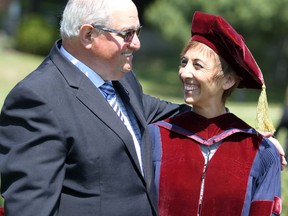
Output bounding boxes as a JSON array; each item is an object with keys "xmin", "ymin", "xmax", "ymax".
[
  {"xmin": 78, "ymin": 24, "xmax": 95, "ymax": 48},
  {"xmin": 222, "ymin": 74, "xmax": 236, "ymax": 90}
]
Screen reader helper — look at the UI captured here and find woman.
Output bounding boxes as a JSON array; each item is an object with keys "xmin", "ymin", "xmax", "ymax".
[{"xmin": 149, "ymin": 11, "xmax": 281, "ymax": 216}]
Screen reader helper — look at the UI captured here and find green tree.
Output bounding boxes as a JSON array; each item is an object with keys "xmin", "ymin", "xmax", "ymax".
[{"xmin": 145, "ymin": 0, "xmax": 288, "ymax": 46}]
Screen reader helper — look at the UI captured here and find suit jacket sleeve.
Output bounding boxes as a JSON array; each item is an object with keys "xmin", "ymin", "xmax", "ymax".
[
  {"xmin": 124, "ymin": 71, "xmax": 190, "ymax": 124},
  {"xmin": 0, "ymin": 84, "xmax": 67, "ymax": 215}
]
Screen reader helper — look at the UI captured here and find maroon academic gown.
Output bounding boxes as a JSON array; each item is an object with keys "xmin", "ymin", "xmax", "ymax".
[{"xmin": 149, "ymin": 111, "xmax": 281, "ymax": 216}]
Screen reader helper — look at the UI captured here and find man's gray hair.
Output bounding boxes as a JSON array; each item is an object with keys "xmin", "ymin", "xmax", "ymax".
[{"xmin": 60, "ymin": 0, "xmax": 110, "ymax": 39}]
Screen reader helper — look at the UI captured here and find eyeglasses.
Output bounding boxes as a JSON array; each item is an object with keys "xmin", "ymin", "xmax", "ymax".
[{"xmin": 92, "ymin": 24, "xmax": 142, "ymax": 42}]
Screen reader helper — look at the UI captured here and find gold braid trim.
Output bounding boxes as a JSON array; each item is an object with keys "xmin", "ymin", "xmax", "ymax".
[{"xmin": 256, "ymin": 85, "xmax": 275, "ymax": 133}]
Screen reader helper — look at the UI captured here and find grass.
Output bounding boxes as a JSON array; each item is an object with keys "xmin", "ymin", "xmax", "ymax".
[
  {"xmin": 0, "ymin": 49, "xmax": 43, "ymax": 108},
  {"xmin": 0, "ymin": 40, "xmax": 287, "ymax": 214}
]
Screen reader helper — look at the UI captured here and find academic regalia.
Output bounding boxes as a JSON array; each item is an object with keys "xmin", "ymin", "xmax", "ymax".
[
  {"xmin": 148, "ymin": 11, "xmax": 282, "ymax": 216},
  {"xmin": 149, "ymin": 111, "xmax": 281, "ymax": 216}
]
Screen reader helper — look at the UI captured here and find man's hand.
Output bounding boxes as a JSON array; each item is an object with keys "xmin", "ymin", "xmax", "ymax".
[{"xmin": 267, "ymin": 136, "xmax": 287, "ymax": 170}]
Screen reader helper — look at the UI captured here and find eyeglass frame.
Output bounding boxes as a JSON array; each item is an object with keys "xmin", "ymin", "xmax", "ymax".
[{"xmin": 91, "ymin": 24, "xmax": 142, "ymax": 42}]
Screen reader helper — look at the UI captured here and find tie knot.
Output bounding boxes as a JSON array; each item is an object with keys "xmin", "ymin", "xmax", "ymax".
[{"xmin": 99, "ymin": 82, "xmax": 116, "ymax": 100}]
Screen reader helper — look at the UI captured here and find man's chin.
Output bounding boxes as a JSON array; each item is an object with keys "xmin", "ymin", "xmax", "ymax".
[
  {"xmin": 112, "ymin": 68, "xmax": 131, "ymax": 80},
  {"xmin": 122, "ymin": 65, "xmax": 133, "ymax": 73}
]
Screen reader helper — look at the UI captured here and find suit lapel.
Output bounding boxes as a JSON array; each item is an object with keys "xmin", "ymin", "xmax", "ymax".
[
  {"xmin": 77, "ymin": 79, "xmax": 145, "ymax": 178},
  {"xmin": 112, "ymin": 81, "xmax": 148, "ymax": 177},
  {"xmin": 50, "ymin": 42, "xmax": 145, "ymax": 178},
  {"xmin": 114, "ymin": 81, "xmax": 154, "ymax": 185},
  {"xmin": 113, "ymin": 81, "xmax": 146, "ymax": 133},
  {"xmin": 115, "ymin": 81, "xmax": 158, "ymax": 210}
]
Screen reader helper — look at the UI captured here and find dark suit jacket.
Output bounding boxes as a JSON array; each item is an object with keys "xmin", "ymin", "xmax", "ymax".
[{"xmin": 0, "ymin": 40, "xmax": 188, "ymax": 216}]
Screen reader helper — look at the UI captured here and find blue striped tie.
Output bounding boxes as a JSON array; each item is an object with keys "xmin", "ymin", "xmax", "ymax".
[
  {"xmin": 100, "ymin": 82, "xmax": 143, "ymax": 174},
  {"xmin": 99, "ymin": 82, "xmax": 126, "ymax": 123}
]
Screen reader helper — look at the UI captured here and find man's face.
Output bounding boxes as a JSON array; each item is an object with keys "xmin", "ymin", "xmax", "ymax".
[{"xmin": 89, "ymin": 0, "xmax": 141, "ymax": 81}]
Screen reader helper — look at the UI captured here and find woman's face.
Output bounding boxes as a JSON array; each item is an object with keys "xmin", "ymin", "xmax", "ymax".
[{"xmin": 178, "ymin": 42, "xmax": 228, "ymax": 109}]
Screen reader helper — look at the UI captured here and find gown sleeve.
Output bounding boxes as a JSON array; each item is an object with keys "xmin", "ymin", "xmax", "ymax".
[{"xmin": 247, "ymin": 137, "xmax": 282, "ymax": 216}]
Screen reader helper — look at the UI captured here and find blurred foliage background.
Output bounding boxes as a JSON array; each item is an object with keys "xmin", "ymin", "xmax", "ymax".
[
  {"xmin": 143, "ymin": 0, "xmax": 288, "ymax": 103},
  {"xmin": 1, "ymin": 0, "xmax": 288, "ymax": 98},
  {"xmin": 0, "ymin": 0, "xmax": 288, "ymax": 214}
]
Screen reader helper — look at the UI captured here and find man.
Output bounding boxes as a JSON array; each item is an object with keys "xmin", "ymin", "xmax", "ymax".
[{"xmin": 0, "ymin": 0, "xmax": 188, "ymax": 215}]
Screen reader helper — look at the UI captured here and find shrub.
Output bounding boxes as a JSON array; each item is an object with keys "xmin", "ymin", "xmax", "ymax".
[{"xmin": 14, "ymin": 14, "xmax": 59, "ymax": 56}]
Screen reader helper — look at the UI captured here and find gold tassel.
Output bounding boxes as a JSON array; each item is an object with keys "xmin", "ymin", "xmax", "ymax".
[{"xmin": 256, "ymin": 84, "xmax": 275, "ymax": 133}]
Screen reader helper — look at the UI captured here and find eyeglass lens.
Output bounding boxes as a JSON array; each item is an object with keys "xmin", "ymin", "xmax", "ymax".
[{"xmin": 125, "ymin": 28, "xmax": 141, "ymax": 42}]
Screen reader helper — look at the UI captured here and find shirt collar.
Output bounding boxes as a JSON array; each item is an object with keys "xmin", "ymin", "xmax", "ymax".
[{"xmin": 59, "ymin": 46, "xmax": 104, "ymax": 88}]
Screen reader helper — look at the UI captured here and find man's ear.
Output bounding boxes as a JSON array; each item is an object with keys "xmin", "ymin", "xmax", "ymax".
[
  {"xmin": 78, "ymin": 24, "xmax": 95, "ymax": 48},
  {"xmin": 222, "ymin": 74, "xmax": 236, "ymax": 90}
]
